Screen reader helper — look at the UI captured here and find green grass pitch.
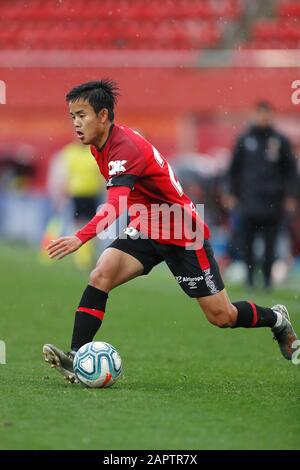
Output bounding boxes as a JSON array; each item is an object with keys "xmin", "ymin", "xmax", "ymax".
[{"xmin": 0, "ymin": 242, "xmax": 299, "ymax": 450}]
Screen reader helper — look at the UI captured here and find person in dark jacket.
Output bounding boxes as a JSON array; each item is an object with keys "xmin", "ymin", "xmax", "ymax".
[{"xmin": 227, "ymin": 101, "xmax": 297, "ymax": 288}]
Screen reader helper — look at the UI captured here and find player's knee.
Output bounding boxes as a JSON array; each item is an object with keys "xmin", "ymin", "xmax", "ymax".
[
  {"xmin": 205, "ymin": 306, "xmax": 235, "ymax": 328},
  {"xmin": 89, "ymin": 266, "xmax": 113, "ymax": 292}
]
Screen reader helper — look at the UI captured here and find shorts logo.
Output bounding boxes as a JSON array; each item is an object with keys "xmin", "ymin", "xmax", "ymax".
[
  {"xmin": 188, "ymin": 281, "xmax": 197, "ymax": 288},
  {"xmin": 175, "ymin": 276, "xmax": 204, "ymax": 289},
  {"xmin": 124, "ymin": 227, "xmax": 139, "ymax": 238},
  {"xmin": 204, "ymin": 268, "xmax": 219, "ymax": 294},
  {"xmin": 108, "ymin": 160, "xmax": 127, "ymax": 176}
]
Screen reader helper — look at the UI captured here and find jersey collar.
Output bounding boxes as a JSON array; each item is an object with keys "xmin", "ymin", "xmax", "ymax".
[{"xmin": 96, "ymin": 123, "xmax": 114, "ymax": 152}]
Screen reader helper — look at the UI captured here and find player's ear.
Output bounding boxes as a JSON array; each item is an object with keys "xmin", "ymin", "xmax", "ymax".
[{"xmin": 98, "ymin": 108, "xmax": 109, "ymax": 123}]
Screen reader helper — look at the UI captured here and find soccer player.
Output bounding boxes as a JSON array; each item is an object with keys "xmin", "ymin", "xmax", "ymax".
[{"xmin": 43, "ymin": 80, "xmax": 298, "ymax": 383}]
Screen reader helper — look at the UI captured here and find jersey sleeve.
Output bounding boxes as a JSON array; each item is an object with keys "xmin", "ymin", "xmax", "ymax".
[
  {"xmin": 106, "ymin": 139, "xmax": 146, "ymax": 190},
  {"xmin": 75, "ymin": 185, "xmax": 130, "ymax": 243}
]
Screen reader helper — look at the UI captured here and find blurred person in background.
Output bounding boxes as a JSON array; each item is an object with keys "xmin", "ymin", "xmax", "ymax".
[
  {"xmin": 226, "ymin": 101, "xmax": 297, "ymax": 289},
  {"xmin": 45, "ymin": 141, "xmax": 104, "ymax": 269},
  {"xmin": 288, "ymin": 152, "xmax": 300, "ymax": 260},
  {"xmin": 0, "ymin": 145, "xmax": 38, "ymax": 244}
]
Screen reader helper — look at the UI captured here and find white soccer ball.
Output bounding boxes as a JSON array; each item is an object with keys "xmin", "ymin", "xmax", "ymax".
[{"xmin": 73, "ymin": 341, "xmax": 122, "ymax": 388}]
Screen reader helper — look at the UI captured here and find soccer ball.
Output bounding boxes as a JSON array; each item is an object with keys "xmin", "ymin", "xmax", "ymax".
[{"xmin": 73, "ymin": 341, "xmax": 122, "ymax": 388}]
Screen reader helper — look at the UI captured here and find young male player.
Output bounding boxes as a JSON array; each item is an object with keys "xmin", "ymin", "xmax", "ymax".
[{"xmin": 43, "ymin": 80, "xmax": 298, "ymax": 383}]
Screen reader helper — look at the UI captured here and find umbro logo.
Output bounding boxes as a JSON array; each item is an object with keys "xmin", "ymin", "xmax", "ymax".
[
  {"xmin": 188, "ymin": 281, "xmax": 197, "ymax": 288},
  {"xmin": 108, "ymin": 160, "xmax": 127, "ymax": 176}
]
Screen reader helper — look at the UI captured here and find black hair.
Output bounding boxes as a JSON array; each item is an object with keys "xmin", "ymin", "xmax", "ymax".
[
  {"xmin": 255, "ymin": 100, "xmax": 274, "ymax": 112},
  {"xmin": 66, "ymin": 79, "xmax": 119, "ymax": 121}
]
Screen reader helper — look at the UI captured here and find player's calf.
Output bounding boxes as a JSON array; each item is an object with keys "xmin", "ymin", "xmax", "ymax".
[
  {"xmin": 197, "ymin": 290, "xmax": 237, "ymax": 328},
  {"xmin": 202, "ymin": 305, "xmax": 236, "ymax": 328}
]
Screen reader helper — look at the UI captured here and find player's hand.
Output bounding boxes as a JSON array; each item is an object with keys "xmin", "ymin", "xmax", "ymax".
[{"xmin": 47, "ymin": 236, "xmax": 83, "ymax": 260}]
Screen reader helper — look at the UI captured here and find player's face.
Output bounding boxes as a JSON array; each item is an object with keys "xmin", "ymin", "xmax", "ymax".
[
  {"xmin": 253, "ymin": 108, "xmax": 273, "ymax": 128},
  {"xmin": 69, "ymin": 100, "xmax": 108, "ymax": 146}
]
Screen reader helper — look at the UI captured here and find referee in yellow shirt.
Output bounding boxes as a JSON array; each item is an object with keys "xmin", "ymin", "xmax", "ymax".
[{"xmin": 47, "ymin": 142, "xmax": 104, "ymax": 268}]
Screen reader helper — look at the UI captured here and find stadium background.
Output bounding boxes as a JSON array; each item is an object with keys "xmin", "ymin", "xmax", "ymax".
[{"xmin": 0, "ymin": 0, "xmax": 300, "ymax": 451}]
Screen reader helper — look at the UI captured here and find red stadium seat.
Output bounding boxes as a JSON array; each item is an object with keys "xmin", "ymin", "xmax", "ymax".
[
  {"xmin": 278, "ymin": 1, "xmax": 300, "ymax": 18},
  {"xmin": 0, "ymin": 0, "xmax": 243, "ymax": 50},
  {"xmin": 241, "ymin": 1, "xmax": 300, "ymax": 49}
]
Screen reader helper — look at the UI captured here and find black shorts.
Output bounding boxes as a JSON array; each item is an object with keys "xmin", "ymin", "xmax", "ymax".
[{"xmin": 109, "ymin": 234, "xmax": 224, "ymax": 298}]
